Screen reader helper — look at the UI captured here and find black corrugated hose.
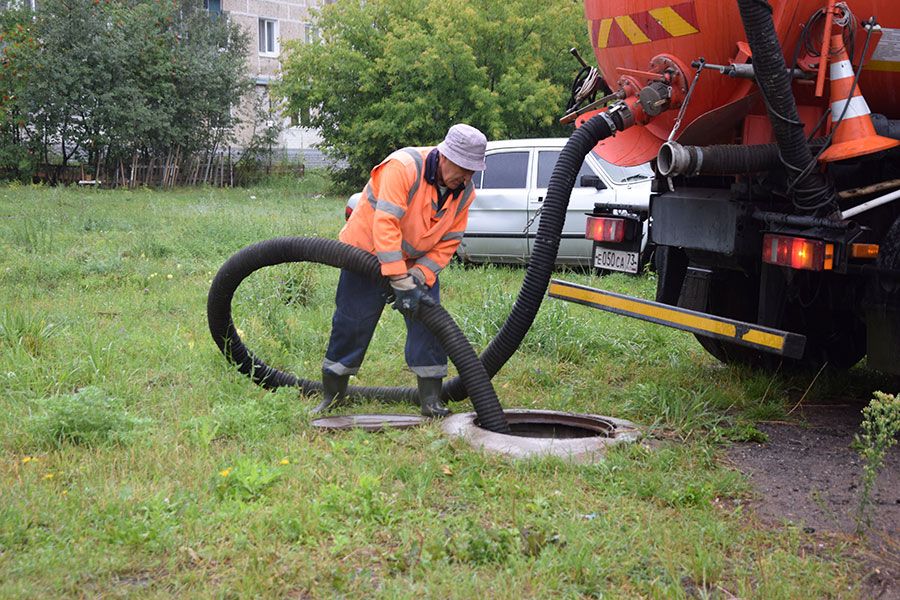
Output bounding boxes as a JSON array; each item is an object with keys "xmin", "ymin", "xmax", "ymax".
[
  {"xmin": 685, "ymin": 144, "xmax": 785, "ymax": 175},
  {"xmin": 207, "ymin": 113, "xmax": 616, "ymax": 430},
  {"xmin": 443, "ymin": 114, "xmax": 614, "ymax": 400},
  {"xmin": 661, "ymin": 139, "xmax": 827, "ymax": 176},
  {"xmin": 735, "ymin": 0, "xmax": 839, "ymax": 213}
]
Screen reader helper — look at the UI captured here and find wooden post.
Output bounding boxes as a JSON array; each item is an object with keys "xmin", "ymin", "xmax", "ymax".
[
  {"xmin": 190, "ymin": 155, "xmax": 199, "ymax": 186},
  {"xmin": 167, "ymin": 148, "xmax": 174, "ymax": 187},
  {"xmin": 173, "ymin": 147, "xmax": 180, "ymax": 188},
  {"xmin": 203, "ymin": 150, "xmax": 213, "ymax": 184}
]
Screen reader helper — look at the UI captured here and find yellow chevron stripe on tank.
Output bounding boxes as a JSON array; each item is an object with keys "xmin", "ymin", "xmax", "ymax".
[{"xmin": 648, "ymin": 6, "xmax": 699, "ymax": 37}]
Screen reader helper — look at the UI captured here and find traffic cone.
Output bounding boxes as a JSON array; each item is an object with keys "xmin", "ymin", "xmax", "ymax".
[{"xmin": 819, "ymin": 33, "xmax": 900, "ymax": 162}]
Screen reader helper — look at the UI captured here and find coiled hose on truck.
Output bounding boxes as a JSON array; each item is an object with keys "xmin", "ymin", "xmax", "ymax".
[{"xmin": 207, "ymin": 113, "xmax": 615, "ymax": 433}]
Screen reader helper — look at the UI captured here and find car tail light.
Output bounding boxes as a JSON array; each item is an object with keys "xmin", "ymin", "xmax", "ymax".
[
  {"xmin": 345, "ymin": 205, "xmax": 353, "ymax": 221},
  {"xmin": 762, "ymin": 234, "xmax": 833, "ymax": 271},
  {"xmin": 586, "ymin": 216, "xmax": 626, "ymax": 243}
]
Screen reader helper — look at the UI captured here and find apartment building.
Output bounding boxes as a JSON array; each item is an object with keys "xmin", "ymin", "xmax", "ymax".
[{"xmin": 213, "ymin": 0, "xmax": 333, "ymax": 165}]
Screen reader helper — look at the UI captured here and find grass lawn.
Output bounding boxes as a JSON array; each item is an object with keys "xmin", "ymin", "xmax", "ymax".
[{"xmin": 0, "ymin": 176, "xmax": 875, "ymax": 597}]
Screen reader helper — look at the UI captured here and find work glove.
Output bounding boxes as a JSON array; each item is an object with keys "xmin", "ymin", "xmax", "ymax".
[
  {"xmin": 389, "ymin": 273, "xmax": 434, "ymax": 317},
  {"xmin": 408, "ymin": 266, "xmax": 426, "ymax": 286}
]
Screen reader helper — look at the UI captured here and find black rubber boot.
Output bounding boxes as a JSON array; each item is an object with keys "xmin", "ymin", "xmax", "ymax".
[
  {"xmin": 417, "ymin": 376, "xmax": 450, "ymax": 418},
  {"xmin": 313, "ymin": 371, "xmax": 349, "ymax": 414}
]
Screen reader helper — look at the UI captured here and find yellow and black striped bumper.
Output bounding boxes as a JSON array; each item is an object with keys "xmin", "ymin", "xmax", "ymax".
[{"xmin": 548, "ymin": 279, "xmax": 806, "ymax": 359}]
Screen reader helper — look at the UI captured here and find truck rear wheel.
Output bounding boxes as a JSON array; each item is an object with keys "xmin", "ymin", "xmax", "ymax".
[
  {"xmin": 866, "ymin": 214, "xmax": 900, "ymax": 374},
  {"xmin": 679, "ymin": 267, "xmax": 782, "ymax": 369}
]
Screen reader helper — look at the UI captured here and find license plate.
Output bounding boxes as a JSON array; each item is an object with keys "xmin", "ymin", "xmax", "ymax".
[{"xmin": 594, "ymin": 246, "xmax": 639, "ymax": 273}]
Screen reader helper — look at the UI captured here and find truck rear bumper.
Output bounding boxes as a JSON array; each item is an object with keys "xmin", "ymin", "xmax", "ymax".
[{"xmin": 548, "ymin": 279, "xmax": 807, "ymax": 359}]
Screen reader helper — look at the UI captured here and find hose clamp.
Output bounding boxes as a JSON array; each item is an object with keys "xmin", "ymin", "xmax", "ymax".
[
  {"xmin": 606, "ymin": 102, "xmax": 635, "ymax": 131},
  {"xmin": 598, "ymin": 110, "xmax": 618, "ymax": 133},
  {"xmin": 692, "ymin": 148, "xmax": 704, "ymax": 176}
]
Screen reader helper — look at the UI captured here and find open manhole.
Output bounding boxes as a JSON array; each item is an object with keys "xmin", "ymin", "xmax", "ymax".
[
  {"xmin": 442, "ymin": 409, "xmax": 640, "ymax": 463},
  {"xmin": 311, "ymin": 414, "xmax": 428, "ymax": 432}
]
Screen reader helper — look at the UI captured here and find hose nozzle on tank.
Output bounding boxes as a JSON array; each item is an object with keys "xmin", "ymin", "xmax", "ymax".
[
  {"xmin": 657, "ymin": 141, "xmax": 700, "ymax": 177},
  {"xmin": 602, "ymin": 82, "xmax": 671, "ymax": 132}
]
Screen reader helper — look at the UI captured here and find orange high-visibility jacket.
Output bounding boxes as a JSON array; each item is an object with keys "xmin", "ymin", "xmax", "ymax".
[{"xmin": 339, "ymin": 147, "xmax": 475, "ymax": 287}]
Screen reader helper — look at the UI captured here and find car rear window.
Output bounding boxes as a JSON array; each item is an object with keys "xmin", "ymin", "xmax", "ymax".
[
  {"xmin": 480, "ymin": 151, "xmax": 528, "ymax": 189},
  {"xmin": 536, "ymin": 150, "xmax": 594, "ymax": 188},
  {"xmin": 591, "ymin": 151, "xmax": 653, "ymax": 183}
]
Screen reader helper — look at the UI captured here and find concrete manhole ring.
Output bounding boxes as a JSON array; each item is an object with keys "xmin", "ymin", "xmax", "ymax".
[{"xmin": 442, "ymin": 409, "xmax": 641, "ymax": 463}]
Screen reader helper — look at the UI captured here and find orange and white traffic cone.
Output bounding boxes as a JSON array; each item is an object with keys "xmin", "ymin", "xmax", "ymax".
[{"xmin": 819, "ymin": 33, "xmax": 900, "ymax": 162}]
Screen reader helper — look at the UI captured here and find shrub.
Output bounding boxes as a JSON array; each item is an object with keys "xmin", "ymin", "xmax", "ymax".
[
  {"xmin": 854, "ymin": 390, "xmax": 900, "ymax": 531},
  {"xmin": 214, "ymin": 457, "xmax": 282, "ymax": 502},
  {"xmin": 26, "ymin": 386, "xmax": 149, "ymax": 449}
]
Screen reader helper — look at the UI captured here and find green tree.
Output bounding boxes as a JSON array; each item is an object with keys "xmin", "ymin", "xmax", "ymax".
[
  {"xmin": 0, "ymin": 7, "xmax": 37, "ymax": 178},
  {"xmin": 1, "ymin": 0, "xmax": 249, "ymax": 180},
  {"xmin": 278, "ymin": 0, "xmax": 590, "ymax": 188}
]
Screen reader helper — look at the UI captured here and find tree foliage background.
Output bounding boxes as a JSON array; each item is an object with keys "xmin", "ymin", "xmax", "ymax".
[
  {"xmin": 278, "ymin": 0, "xmax": 590, "ymax": 188},
  {"xmin": 0, "ymin": 0, "xmax": 250, "ymax": 180}
]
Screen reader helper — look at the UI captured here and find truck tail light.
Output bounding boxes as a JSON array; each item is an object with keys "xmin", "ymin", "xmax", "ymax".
[
  {"xmin": 762, "ymin": 234, "xmax": 833, "ymax": 271},
  {"xmin": 850, "ymin": 243, "xmax": 878, "ymax": 259},
  {"xmin": 586, "ymin": 216, "xmax": 626, "ymax": 243}
]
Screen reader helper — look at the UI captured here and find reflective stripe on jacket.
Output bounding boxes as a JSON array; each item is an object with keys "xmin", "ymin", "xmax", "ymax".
[{"xmin": 339, "ymin": 146, "xmax": 475, "ymax": 287}]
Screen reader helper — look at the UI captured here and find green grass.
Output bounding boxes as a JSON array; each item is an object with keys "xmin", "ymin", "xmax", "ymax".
[{"xmin": 0, "ymin": 176, "xmax": 867, "ymax": 597}]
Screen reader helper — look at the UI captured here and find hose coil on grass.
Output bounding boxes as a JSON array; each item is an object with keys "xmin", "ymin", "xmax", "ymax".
[
  {"xmin": 206, "ymin": 237, "xmax": 511, "ymax": 433},
  {"xmin": 207, "ymin": 113, "xmax": 616, "ymax": 433}
]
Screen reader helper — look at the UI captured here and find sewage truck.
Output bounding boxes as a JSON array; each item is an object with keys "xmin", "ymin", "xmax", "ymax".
[{"xmin": 550, "ymin": 0, "xmax": 900, "ymax": 374}]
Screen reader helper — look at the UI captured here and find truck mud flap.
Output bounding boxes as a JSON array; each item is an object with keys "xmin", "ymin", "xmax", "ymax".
[{"xmin": 548, "ymin": 279, "xmax": 806, "ymax": 359}]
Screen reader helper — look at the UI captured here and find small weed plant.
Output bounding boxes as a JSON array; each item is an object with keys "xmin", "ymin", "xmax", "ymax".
[
  {"xmin": 26, "ymin": 386, "xmax": 150, "ymax": 449},
  {"xmin": 0, "ymin": 310, "xmax": 56, "ymax": 355},
  {"xmin": 854, "ymin": 390, "xmax": 900, "ymax": 532},
  {"xmin": 214, "ymin": 458, "xmax": 282, "ymax": 502}
]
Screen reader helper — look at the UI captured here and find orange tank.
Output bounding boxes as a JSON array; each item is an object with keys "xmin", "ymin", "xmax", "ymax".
[{"xmin": 583, "ymin": 0, "xmax": 900, "ymax": 165}]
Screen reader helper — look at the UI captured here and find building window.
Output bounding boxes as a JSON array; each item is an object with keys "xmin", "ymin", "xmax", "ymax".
[
  {"xmin": 258, "ymin": 18, "xmax": 278, "ymax": 55},
  {"xmin": 204, "ymin": 0, "xmax": 221, "ymax": 14},
  {"xmin": 304, "ymin": 23, "xmax": 320, "ymax": 44},
  {"xmin": 4, "ymin": 0, "xmax": 38, "ymax": 8}
]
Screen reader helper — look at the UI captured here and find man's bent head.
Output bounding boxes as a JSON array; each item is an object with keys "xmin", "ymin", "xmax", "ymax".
[{"xmin": 437, "ymin": 124, "xmax": 487, "ymax": 189}]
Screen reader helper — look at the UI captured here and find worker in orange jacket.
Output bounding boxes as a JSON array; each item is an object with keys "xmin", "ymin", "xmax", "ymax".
[{"xmin": 317, "ymin": 124, "xmax": 488, "ymax": 417}]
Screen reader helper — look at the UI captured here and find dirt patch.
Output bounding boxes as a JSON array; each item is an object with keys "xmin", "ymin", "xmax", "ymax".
[{"xmin": 726, "ymin": 398, "xmax": 900, "ymax": 599}]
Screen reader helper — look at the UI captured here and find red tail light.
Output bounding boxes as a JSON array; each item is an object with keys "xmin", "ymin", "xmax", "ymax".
[
  {"xmin": 586, "ymin": 216, "xmax": 626, "ymax": 243},
  {"xmin": 762, "ymin": 234, "xmax": 833, "ymax": 271},
  {"xmin": 345, "ymin": 205, "xmax": 353, "ymax": 221}
]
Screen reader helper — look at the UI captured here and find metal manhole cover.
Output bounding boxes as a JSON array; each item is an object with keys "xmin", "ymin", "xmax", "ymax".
[{"xmin": 311, "ymin": 414, "xmax": 428, "ymax": 432}]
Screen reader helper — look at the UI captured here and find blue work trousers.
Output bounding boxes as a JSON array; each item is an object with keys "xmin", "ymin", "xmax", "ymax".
[{"xmin": 322, "ymin": 269, "xmax": 447, "ymax": 379}]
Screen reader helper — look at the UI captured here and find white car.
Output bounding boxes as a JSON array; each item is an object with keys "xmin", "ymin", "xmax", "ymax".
[{"xmin": 346, "ymin": 138, "xmax": 653, "ymax": 268}]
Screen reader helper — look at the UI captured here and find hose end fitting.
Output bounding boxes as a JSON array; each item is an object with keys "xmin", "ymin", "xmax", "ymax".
[{"xmin": 657, "ymin": 141, "xmax": 701, "ymax": 177}]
